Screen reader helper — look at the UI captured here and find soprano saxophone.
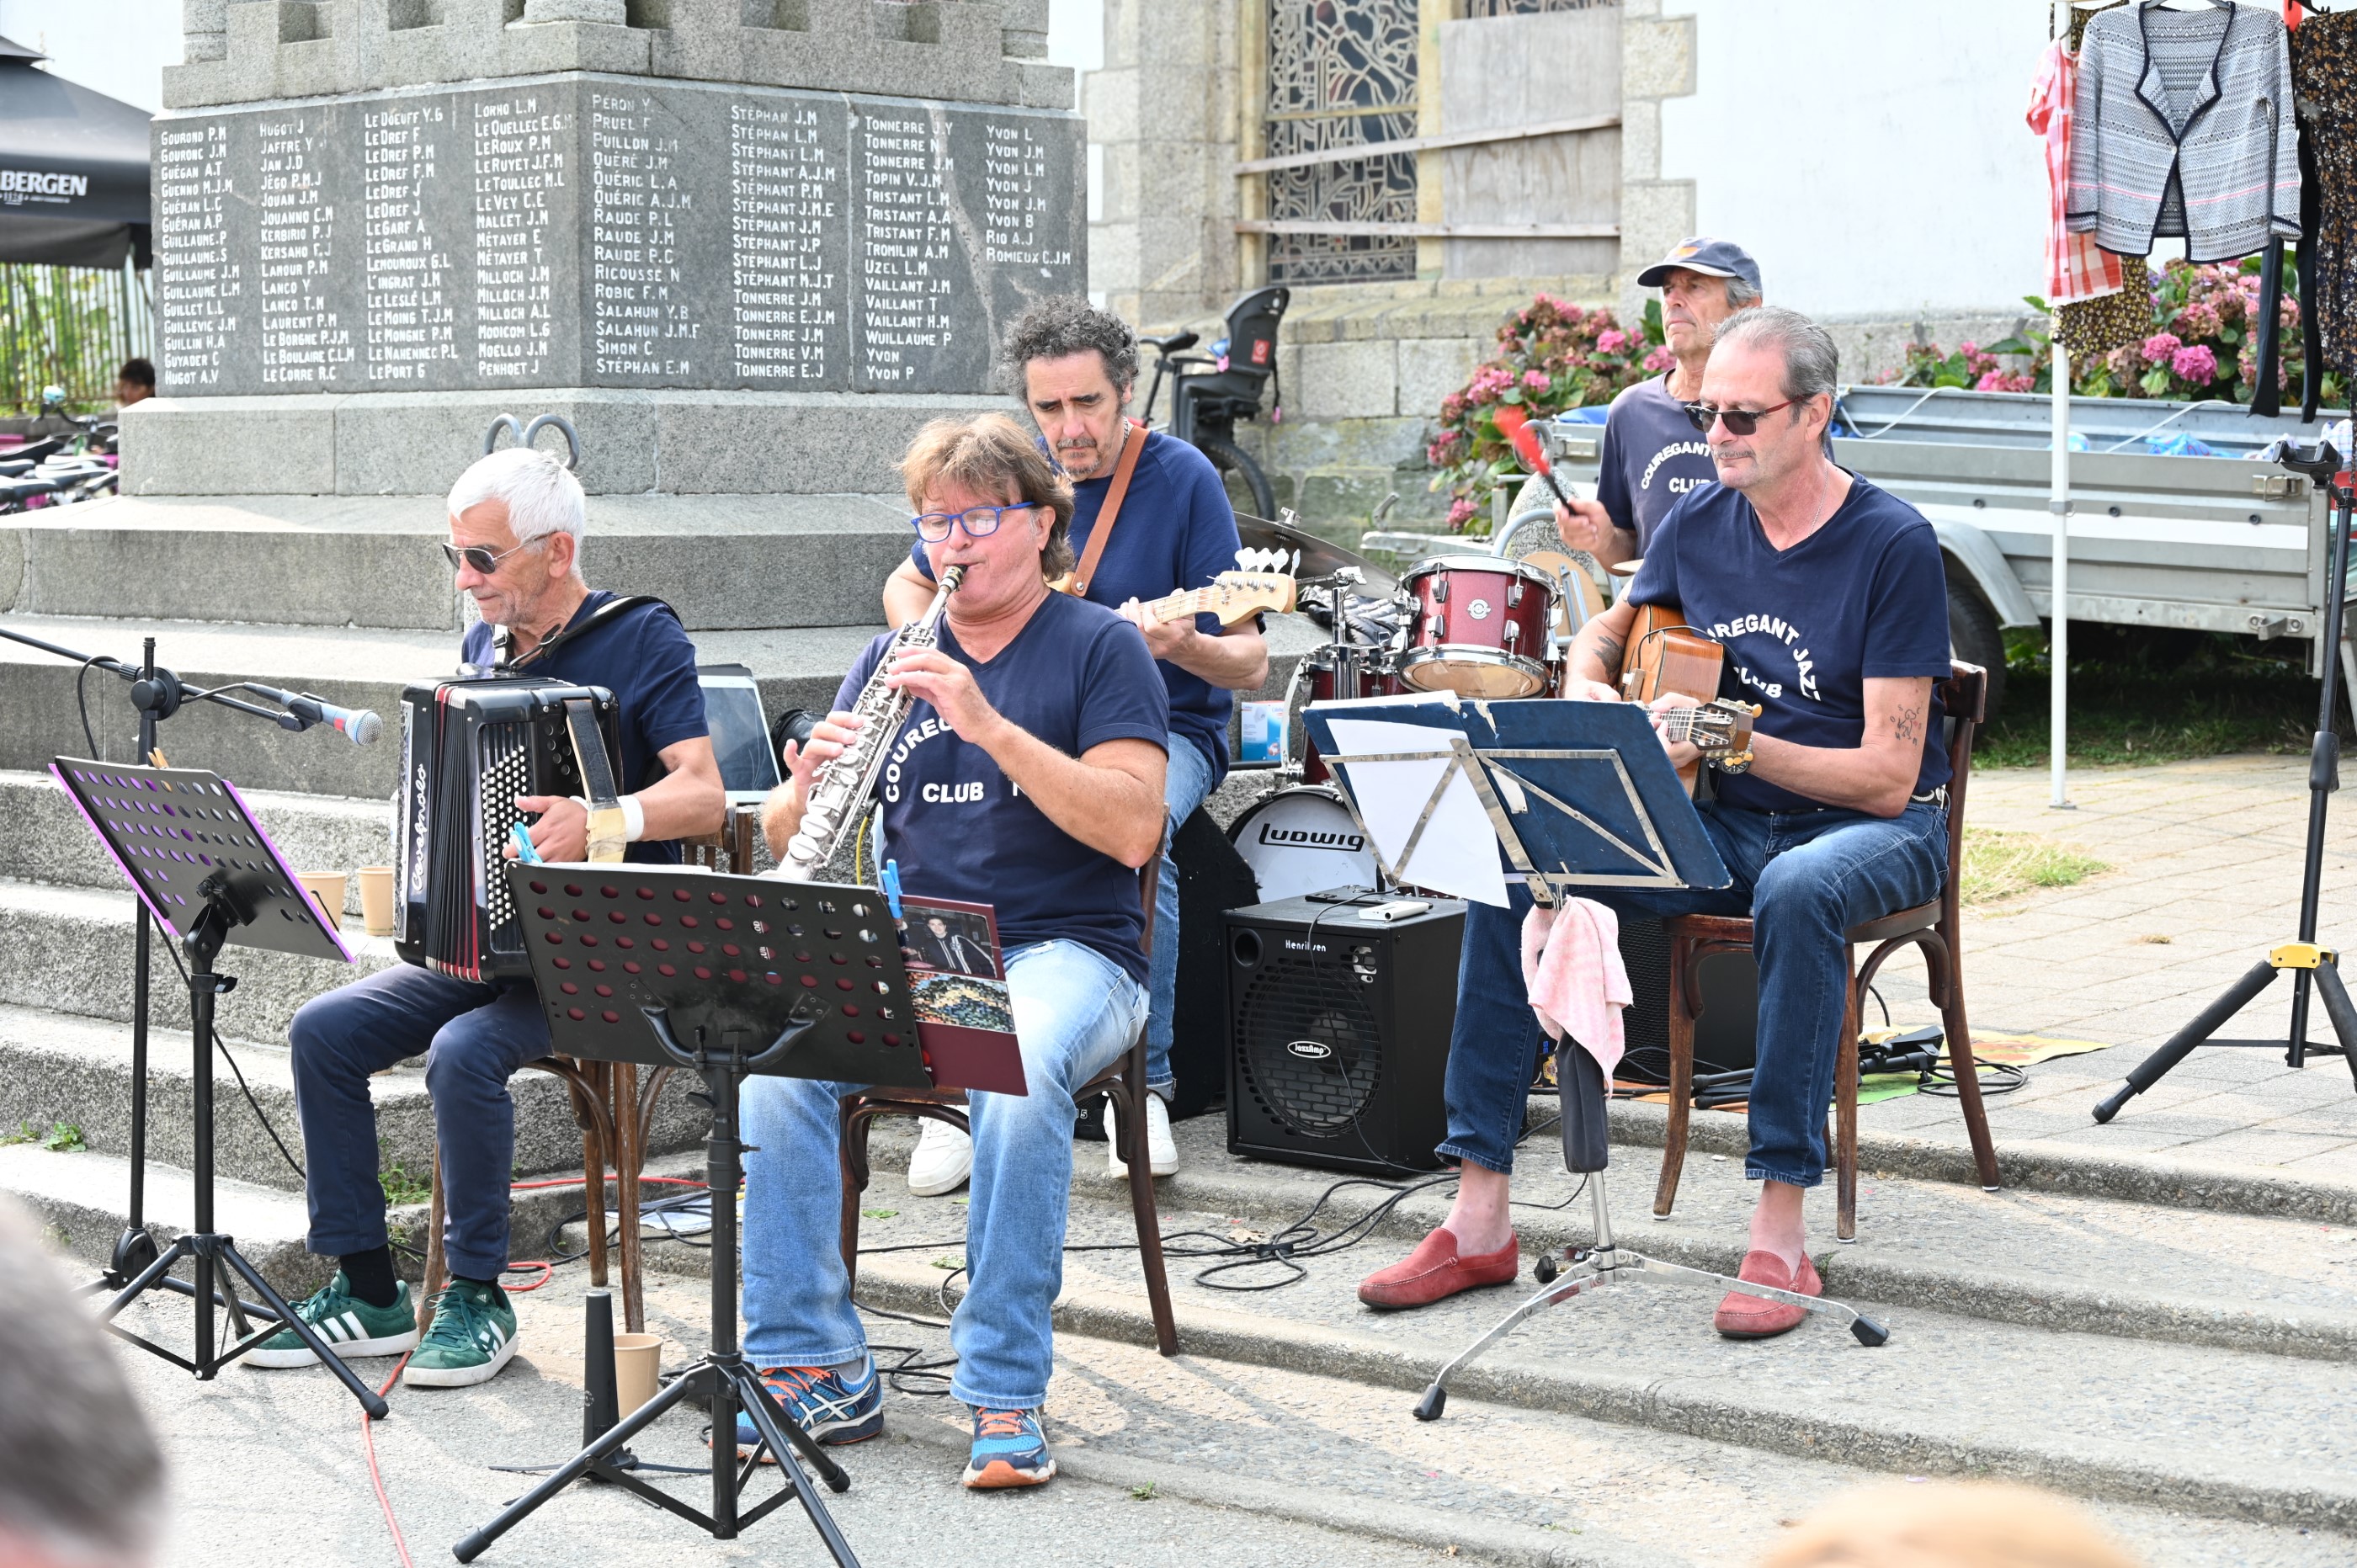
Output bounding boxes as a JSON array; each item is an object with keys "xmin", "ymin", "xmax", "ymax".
[{"xmin": 775, "ymin": 564, "xmax": 965, "ymax": 881}]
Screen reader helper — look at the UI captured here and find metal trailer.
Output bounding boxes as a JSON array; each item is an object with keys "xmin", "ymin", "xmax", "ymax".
[{"xmin": 1504, "ymin": 385, "xmax": 2350, "ymax": 720}]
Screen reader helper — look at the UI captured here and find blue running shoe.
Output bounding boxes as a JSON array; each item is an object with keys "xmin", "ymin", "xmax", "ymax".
[
  {"xmin": 732, "ymin": 1358, "xmax": 882, "ymax": 1454},
  {"xmin": 962, "ymin": 1407, "xmax": 1055, "ymax": 1490}
]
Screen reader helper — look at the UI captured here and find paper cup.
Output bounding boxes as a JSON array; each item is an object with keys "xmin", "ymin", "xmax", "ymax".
[
  {"xmin": 613, "ymin": 1332, "xmax": 662, "ymax": 1416},
  {"xmin": 357, "ymin": 865, "xmax": 396, "ymax": 936},
  {"xmin": 297, "ymin": 872, "xmax": 347, "ymax": 931}
]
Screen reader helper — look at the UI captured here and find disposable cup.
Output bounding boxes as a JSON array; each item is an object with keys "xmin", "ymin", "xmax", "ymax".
[
  {"xmin": 357, "ymin": 865, "xmax": 396, "ymax": 936},
  {"xmin": 297, "ymin": 871, "xmax": 347, "ymax": 931},
  {"xmin": 613, "ymin": 1332, "xmax": 662, "ymax": 1416}
]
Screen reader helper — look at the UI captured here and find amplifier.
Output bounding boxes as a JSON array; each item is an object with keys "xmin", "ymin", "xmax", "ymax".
[{"xmin": 1224, "ymin": 893, "xmax": 1464, "ymax": 1176}]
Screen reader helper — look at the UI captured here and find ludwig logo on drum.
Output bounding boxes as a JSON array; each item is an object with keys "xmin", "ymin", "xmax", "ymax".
[
  {"xmin": 1285, "ymin": 1039, "xmax": 1334, "ymax": 1061},
  {"xmin": 1257, "ymin": 821, "xmax": 1365, "ymax": 853},
  {"xmin": 1467, "ymin": 598, "xmax": 1492, "ymax": 620}
]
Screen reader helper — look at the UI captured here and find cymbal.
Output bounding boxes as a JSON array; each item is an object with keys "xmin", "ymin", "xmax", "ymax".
[{"xmin": 1235, "ymin": 512, "xmax": 1397, "ymax": 593}]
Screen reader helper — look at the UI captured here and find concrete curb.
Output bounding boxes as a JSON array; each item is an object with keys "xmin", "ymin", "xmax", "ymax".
[
  {"xmin": 848, "ymin": 1257, "xmax": 2357, "ymax": 1537},
  {"xmin": 888, "ymin": 1410, "xmax": 1681, "ymax": 1568}
]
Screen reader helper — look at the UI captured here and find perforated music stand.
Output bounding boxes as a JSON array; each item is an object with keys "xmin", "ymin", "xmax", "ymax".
[
  {"xmin": 47, "ymin": 758, "xmax": 386, "ymax": 1417},
  {"xmin": 455, "ymin": 864, "xmax": 934, "ymax": 1568},
  {"xmin": 1296, "ymin": 702, "xmax": 1890, "ymax": 1421}
]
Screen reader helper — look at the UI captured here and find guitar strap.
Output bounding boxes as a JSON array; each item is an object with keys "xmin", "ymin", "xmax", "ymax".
[{"xmin": 1066, "ymin": 418, "xmax": 1146, "ymax": 599}]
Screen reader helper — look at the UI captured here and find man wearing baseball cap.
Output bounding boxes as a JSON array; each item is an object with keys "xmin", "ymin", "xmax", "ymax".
[{"xmin": 1554, "ymin": 237, "xmax": 1764, "ymax": 569}]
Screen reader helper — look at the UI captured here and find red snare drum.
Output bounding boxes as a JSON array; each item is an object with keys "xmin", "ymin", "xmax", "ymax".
[
  {"xmin": 1396, "ymin": 555, "xmax": 1556, "ymax": 699},
  {"xmin": 1300, "ymin": 649, "xmax": 1400, "ymax": 784}
]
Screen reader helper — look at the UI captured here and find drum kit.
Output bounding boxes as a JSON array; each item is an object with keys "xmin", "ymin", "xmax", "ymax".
[{"xmin": 1226, "ymin": 508, "xmax": 1611, "ymax": 904}]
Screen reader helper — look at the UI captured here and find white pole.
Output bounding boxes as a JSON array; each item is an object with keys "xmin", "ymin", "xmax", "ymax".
[{"xmin": 2050, "ymin": 338, "xmax": 2072, "ymax": 809}]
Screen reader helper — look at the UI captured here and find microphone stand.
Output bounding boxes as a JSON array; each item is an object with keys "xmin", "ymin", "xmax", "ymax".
[{"xmin": 0, "ymin": 622, "xmax": 306, "ymax": 1286}]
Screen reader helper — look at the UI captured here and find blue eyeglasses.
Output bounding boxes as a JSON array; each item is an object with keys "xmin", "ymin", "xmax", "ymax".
[{"xmin": 908, "ymin": 502, "xmax": 1040, "ymax": 543}]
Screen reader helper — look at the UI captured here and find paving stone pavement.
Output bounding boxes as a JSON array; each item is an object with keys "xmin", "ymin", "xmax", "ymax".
[{"xmin": 1852, "ymin": 755, "xmax": 2357, "ymax": 1177}]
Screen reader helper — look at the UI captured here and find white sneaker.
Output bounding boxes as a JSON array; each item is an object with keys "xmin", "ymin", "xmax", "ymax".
[
  {"xmin": 1107, "ymin": 1092, "xmax": 1179, "ymax": 1180},
  {"xmin": 908, "ymin": 1119, "xmax": 973, "ymax": 1196}
]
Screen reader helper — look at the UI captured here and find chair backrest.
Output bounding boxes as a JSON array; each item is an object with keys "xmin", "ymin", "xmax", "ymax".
[
  {"xmin": 1937, "ymin": 661, "xmax": 1987, "ymax": 915},
  {"xmin": 1222, "ymin": 286, "xmax": 1289, "ymax": 380}
]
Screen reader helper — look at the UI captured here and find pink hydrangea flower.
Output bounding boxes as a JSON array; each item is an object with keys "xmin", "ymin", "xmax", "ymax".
[
  {"xmin": 1642, "ymin": 346, "xmax": 1675, "ymax": 373},
  {"xmin": 2170, "ymin": 344, "xmax": 2218, "ymax": 383},
  {"xmin": 1595, "ymin": 327, "xmax": 1628, "ymax": 354},
  {"xmin": 2142, "ymin": 332, "xmax": 2182, "ymax": 363},
  {"xmin": 1521, "ymin": 369, "xmax": 1549, "ymax": 391},
  {"xmin": 1447, "ymin": 496, "xmax": 1479, "ymax": 530}
]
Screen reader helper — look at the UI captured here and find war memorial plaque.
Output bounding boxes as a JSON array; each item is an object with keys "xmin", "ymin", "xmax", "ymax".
[{"xmin": 152, "ymin": 76, "xmax": 1083, "ymax": 398}]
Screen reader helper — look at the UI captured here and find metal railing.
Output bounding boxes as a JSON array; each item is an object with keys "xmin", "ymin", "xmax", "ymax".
[{"xmin": 0, "ymin": 263, "xmax": 154, "ymax": 414}]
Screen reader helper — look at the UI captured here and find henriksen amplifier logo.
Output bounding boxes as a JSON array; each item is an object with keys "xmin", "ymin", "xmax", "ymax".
[
  {"xmin": 1285, "ymin": 1039, "xmax": 1334, "ymax": 1061},
  {"xmin": 1255, "ymin": 820, "xmax": 1365, "ymax": 853}
]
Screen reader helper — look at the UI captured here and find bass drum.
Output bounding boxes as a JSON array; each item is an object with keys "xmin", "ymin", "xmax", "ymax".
[{"xmin": 1227, "ymin": 786, "xmax": 1379, "ymax": 905}]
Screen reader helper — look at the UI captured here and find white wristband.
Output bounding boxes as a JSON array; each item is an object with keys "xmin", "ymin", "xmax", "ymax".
[{"xmin": 620, "ymin": 794, "xmax": 646, "ymax": 842}]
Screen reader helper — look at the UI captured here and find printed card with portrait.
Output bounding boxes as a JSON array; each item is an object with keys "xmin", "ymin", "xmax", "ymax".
[{"xmin": 897, "ymin": 896, "xmax": 1024, "ymax": 1095}]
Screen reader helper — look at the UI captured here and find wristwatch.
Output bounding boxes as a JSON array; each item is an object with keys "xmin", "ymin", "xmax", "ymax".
[{"xmin": 1707, "ymin": 750, "xmax": 1754, "ymax": 776}]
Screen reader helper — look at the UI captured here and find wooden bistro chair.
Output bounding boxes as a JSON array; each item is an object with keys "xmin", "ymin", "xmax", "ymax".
[
  {"xmin": 1652, "ymin": 662, "xmax": 2002, "ymax": 1242},
  {"xmin": 835, "ymin": 839, "xmax": 1179, "ymax": 1357},
  {"xmin": 416, "ymin": 809, "xmax": 768, "ymax": 1337}
]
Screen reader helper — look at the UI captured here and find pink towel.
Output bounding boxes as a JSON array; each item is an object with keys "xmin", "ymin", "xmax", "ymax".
[{"xmin": 1520, "ymin": 898, "xmax": 1632, "ymax": 1080}]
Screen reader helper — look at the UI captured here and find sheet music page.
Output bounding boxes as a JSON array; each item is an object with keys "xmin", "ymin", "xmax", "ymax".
[{"xmin": 1321, "ymin": 718, "xmax": 1511, "ymax": 907}]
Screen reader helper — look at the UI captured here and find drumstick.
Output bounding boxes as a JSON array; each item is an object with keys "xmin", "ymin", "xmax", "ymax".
[{"xmin": 1492, "ymin": 405, "xmax": 1577, "ymax": 516}]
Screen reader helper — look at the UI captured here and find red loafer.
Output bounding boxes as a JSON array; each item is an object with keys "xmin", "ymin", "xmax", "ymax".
[
  {"xmin": 1712, "ymin": 1248, "xmax": 1822, "ymax": 1338},
  {"xmin": 1356, "ymin": 1226, "xmax": 1519, "ymax": 1310}
]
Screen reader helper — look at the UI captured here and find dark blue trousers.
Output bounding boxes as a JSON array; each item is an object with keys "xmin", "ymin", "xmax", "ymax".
[
  {"xmin": 1439, "ymin": 800, "xmax": 1947, "ymax": 1187},
  {"xmin": 287, "ymin": 965, "xmax": 551, "ymax": 1282}
]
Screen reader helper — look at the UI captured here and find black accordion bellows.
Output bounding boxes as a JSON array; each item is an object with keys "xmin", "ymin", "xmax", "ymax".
[{"xmin": 394, "ymin": 678, "xmax": 621, "ymax": 983}]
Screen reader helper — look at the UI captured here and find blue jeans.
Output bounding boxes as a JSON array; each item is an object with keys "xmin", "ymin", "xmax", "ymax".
[
  {"xmin": 740, "ymin": 938, "xmax": 1146, "ymax": 1410},
  {"xmin": 1439, "ymin": 800, "xmax": 1947, "ymax": 1188},
  {"xmin": 1145, "ymin": 731, "xmax": 1217, "ymax": 1097},
  {"xmin": 287, "ymin": 965, "xmax": 551, "ymax": 1283}
]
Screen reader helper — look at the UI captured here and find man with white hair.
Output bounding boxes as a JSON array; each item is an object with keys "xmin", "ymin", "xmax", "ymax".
[{"xmin": 251, "ymin": 446, "xmax": 724, "ymax": 1388}]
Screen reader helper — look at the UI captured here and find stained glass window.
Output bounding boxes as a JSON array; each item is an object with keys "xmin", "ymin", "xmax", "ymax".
[{"xmin": 1264, "ymin": 0, "xmax": 1420, "ymax": 286}]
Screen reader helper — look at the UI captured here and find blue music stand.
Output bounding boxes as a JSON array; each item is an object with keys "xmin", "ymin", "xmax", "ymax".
[{"xmin": 1301, "ymin": 694, "xmax": 1729, "ymax": 903}]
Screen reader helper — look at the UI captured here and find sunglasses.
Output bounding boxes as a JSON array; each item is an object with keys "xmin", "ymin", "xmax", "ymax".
[
  {"xmin": 440, "ymin": 539, "xmax": 541, "ymax": 575},
  {"xmin": 909, "ymin": 502, "xmax": 1040, "ymax": 544},
  {"xmin": 1684, "ymin": 398, "xmax": 1799, "ymax": 436}
]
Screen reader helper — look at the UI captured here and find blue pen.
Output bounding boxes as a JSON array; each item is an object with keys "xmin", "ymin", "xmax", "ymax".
[
  {"xmin": 510, "ymin": 821, "xmax": 544, "ymax": 864},
  {"xmin": 881, "ymin": 859, "xmax": 905, "ymax": 921}
]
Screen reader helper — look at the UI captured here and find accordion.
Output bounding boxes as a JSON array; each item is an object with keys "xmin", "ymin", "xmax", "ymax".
[{"xmin": 393, "ymin": 677, "xmax": 623, "ymax": 983}]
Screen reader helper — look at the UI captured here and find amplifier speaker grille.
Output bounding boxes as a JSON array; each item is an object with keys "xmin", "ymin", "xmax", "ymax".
[{"xmin": 1235, "ymin": 949, "xmax": 1382, "ymax": 1137}]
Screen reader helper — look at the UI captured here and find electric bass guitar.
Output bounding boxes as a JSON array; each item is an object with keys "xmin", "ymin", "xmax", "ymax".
[
  {"xmin": 1050, "ymin": 555, "xmax": 1299, "ymax": 627},
  {"xmin": 1618, "ymin": 599, "xmax": 1759, "ymax": 794}
]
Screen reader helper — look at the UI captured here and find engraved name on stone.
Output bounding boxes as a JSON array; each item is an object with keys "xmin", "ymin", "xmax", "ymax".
[
  {"xmin": 473, "ymin": 93, "xmax": 567, "ymax": 381},
  {"xmin": 855, "ymin": 105, "xmax": 957, "ymax": 387},
  {"xmin": 364, "ymin": 103, "xmax": 455, "ymax": 383},
  {"xmin": 729, "ymin": 98, "xmax": 843, "ymax": 385},
  {"xmin": 256, "ymin": 114, "xmax": 349, "ymax": 385},
  {"xmin": 157, "ymin": 122, "xmax": 234, "ymax": 387},
  {"xmin": 589, "ymin": 91, "xmax": 697, "ymax": 380}
]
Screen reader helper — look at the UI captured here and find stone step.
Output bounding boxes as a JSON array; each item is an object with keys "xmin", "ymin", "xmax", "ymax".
[
  {"xmin": 826, "ymin": 1177, "xmax": 2357, "ymax": 1538},
  {"xmin": 6, "ymin": 1139, "xmax": 693, "ymax": 1300},
  {"xmin": 0, "ymin": 1002, "xmax": 709, "ymax": 1193},
  {"xmin": 0, "ymin": 610, "xmax": 1326, "ymax": 797},
  {"xmin": 0, "ymin": 768, "xmax": 389, "ymax": 903},
  {"xmin": 0, "ymin": 492, "xmax": 917, "ymax": 633}
]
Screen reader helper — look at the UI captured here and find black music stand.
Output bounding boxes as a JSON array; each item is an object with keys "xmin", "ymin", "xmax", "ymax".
[
  {"xmin": 47, "ymin": 758, "xmax": 386, "ymax": 1417},
  {"xmin": 454, "ymin": 864, "xmax": 933, "ymax": 1567},
  {"xmin": 1301, "ymin": 701, "xmax": 1889, "ymax": 1422}
]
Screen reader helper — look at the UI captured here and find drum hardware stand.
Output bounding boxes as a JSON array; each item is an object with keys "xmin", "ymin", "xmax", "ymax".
[
  {"xmin": 456, "ymin": 1007, "xmax": 858, "ymax": 1565},
  {"xmin": 0, "ymin": 626, "xmax": 320, "ymax": 1292},
  {"xmin": 491, "ymin": 1288, "xmax": 705, "ymax": 1485},
  {"xmin": 2094, "ymin": 440, "xmax": 2357, "ymax": 1121}
]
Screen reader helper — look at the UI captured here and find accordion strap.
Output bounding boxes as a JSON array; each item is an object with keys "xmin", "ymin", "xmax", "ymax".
[{"xmin": 496, "ymin": 593, "xmax": 673, "ymax": 670}]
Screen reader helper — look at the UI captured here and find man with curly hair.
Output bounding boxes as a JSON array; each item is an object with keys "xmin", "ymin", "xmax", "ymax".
[{"xmin": 881, "ymin": 297, "xmax": 1268, "ymax": 1193}]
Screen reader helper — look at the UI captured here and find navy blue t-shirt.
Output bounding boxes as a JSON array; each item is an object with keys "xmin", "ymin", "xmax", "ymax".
[
  {"xmin": 460, "ymin": 590, "xmax": 710, "ymax": 864},
  {"xmin": 908, "ymin": 428, "xmax": 1248, "ymax": 784},
  {"xmin": 1595, "ymin": 375, "xmax": 1719, "ymax": 551},
  {"xmin": 1627, "ymin": 475, "xmax": 1953, "ymax": 814},
  {"xmin": 835, "ymin": 591, "xmax": 1170, "ymax": 982}
]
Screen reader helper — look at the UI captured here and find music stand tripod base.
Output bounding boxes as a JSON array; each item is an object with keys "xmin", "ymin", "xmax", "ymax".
[{"xmin": 1411, "ymin": 1177, "xmax": 1887, "ymax": 1423}]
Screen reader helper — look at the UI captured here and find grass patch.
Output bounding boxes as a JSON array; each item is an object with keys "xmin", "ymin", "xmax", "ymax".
[
  {"xmin": 1979, "ymin": 628, "xmax": 2349, "ymax": 768},
  {"xmin": 1960, "ymin": 827, "xmax": 2109, "ymax": 905},
  {"xmin": 0, "ymin": 1120, "xmax": 35, "ymax": 1147},
  {"xmin": 380, "ymin": 1161, "xmax": 433, "ymax": 1207}
]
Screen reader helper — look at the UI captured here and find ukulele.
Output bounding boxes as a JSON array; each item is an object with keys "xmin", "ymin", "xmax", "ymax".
[{"xmin": 1619, "ymin": 598, "xmax": 1759, "ymax": 794}]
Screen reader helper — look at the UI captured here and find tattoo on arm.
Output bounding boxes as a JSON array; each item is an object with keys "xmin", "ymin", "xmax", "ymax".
[
  {"xmin": 1891, "ymin": 703, "xmax": 1925, "ymax": 746},
  {"xmin": 1592, "ymin": 633, "xmax": 1625, "ymax": 672}
]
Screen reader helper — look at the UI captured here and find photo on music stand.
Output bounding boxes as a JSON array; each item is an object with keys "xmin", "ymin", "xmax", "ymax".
[{"xmin": 895, "ymin": 896, "xmax": 1024, "ymax": 1094}]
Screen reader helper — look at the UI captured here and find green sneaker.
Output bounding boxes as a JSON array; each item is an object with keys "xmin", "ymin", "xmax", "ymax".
[
  {"xmin": 402, "ymin": 1280, "xmax": 520, "ymax": 1388},
  {"xmin": 243, "ymin": 1271, "xmax": 419, "ymax": 1369}
]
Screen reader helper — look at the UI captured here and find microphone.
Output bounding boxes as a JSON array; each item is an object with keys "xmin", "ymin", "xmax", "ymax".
[{"xmin": 246, "ymin": 683, "xmax": 384, "ymax": 745}]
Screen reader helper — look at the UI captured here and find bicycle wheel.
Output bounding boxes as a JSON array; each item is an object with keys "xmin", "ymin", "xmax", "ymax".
[{"xmin": 1198, "ymin": 433, "xmax": 1276, "ymax": 519}]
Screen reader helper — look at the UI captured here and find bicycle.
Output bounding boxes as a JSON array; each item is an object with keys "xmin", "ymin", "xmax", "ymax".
[{"xmin": 1138, "ymin": 285, "xmax": 1289, "ymax": 518}]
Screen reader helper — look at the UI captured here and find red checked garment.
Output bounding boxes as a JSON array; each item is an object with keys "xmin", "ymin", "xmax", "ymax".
[{"xmin": 2029, "ymin": 38, "xmax": 2128, "ymax": 306}]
